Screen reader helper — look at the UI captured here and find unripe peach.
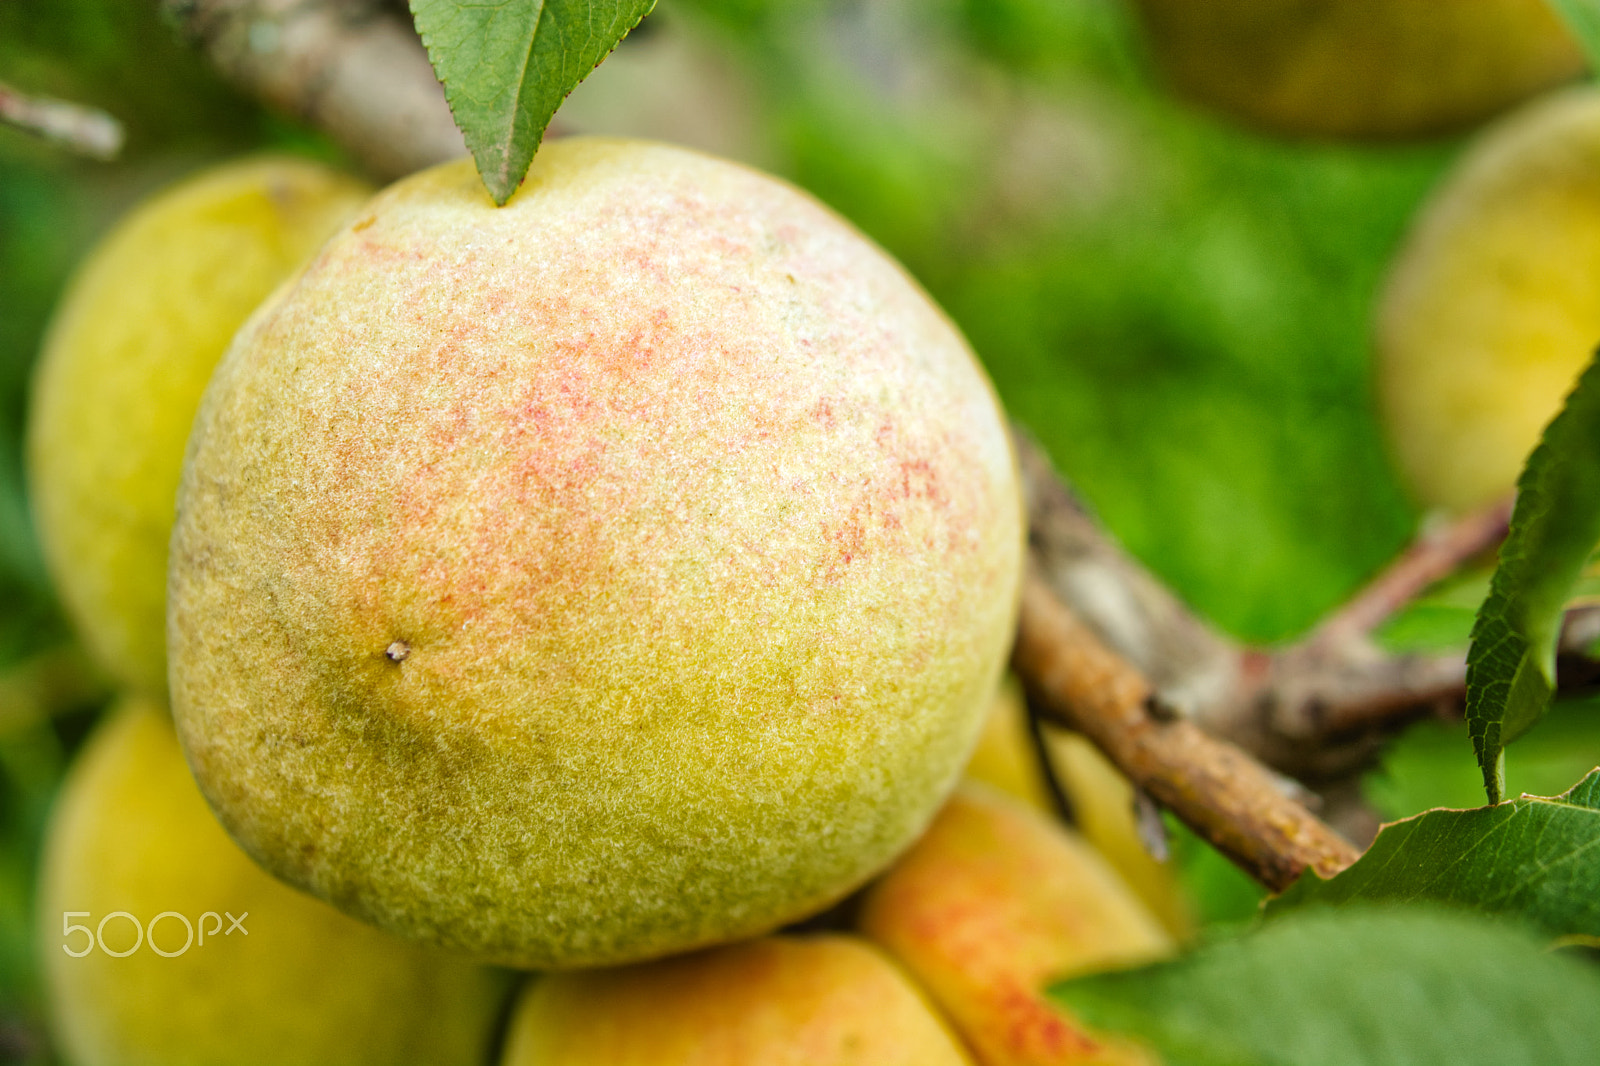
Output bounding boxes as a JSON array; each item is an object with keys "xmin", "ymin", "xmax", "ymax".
[
  {"xmin": 168, "ymin": 139, "xmax": 1024, "ymax": 969},
  {"xmin": 963, "ymin": 684, "xmax": 1191, "ymax": 939},
  {"xmin": 859, "ymin": 784, "xmax": 1171, "ymax": 1066},
  {"xmin": 37, "ymin": 699, "xmax": 508, "ymax": 1066},
  {"xmin": 501, "ymin": 934, "xmax": 974, "ymax": 1065},
  {"xmin": 1378, "ymin": 88, "xmax": 1600, "ymax": 511},
  {"xmin": 27, "ymin": 157, "xmax": 371, "ymax": 695},
  {"xmin": 1133, "ymin": 0, "xmax": 1583, "ymax": 141}
]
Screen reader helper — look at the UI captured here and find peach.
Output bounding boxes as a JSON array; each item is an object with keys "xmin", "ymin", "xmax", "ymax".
[
  {"xmin": 962, "ymin": 684, "xmax": 1192, "ymax": 939},
  {"xmin": 501, "ymin": 934, "xmax": 974, "ymax": 1065},
  {"xmin": 167, "ymin": 138, "xmax": 1024, "ymax": 968},
  {"xmin": 37, "ymin": 698, "xmax": 508, "ymax": 1066},
  {"xmin": 1378, "ymin": 88, "xmax": 1600, "ymax": 511},
  {"xmin": 1133, "ymin": 0, "xmax": 1583, "ymax": 141},
  {"xmin": 859, "ymin": 784, "xmax": 1171, "ymax": 1066},
  {"xmin": 27, "ymin": 157, "xmax": 370, "ymax": 695}
]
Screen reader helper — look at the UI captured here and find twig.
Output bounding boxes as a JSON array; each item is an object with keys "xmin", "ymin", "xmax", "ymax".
[
  {"xmin": 1024, "ymin": 692, "xmax": 1078, "ymax": 826},
  {"xmin": 1012, "ymin": 564, "xmax": 1360, "ymax": 892},
  {"xmin": 1219, "ymin": 498, "xmax": 1510, "ymax": 774},
  {"xmin": 0, "ymin": 81, "xmax": 124, "ymax": 159},
  {"xmin": 1015, "ymin": 430, "xmax": 1521, "ymax": 777},
  {"xmin": 1304, "ymin": 495, "xmax": 1512, "ymax": 655},
  {"xmin": 162, "ymin": 0, "xmax": 464, "ymax": 180},
  {"xmin": 1014, "ymin": 427, "xmax": 1240, "ymax": 721},
  {"xmin": 1225, "ymin": 647, "xmax": 1467, "ymax": 778}
]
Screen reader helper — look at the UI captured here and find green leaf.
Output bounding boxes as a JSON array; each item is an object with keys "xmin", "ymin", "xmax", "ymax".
[
  {"xmin": 1466, "ymin": 352, "xmax": 1600, "ymax": 803},
  {"xmin": 1375, "ymin": 567, "xmax": 1491, "ymax": 654},
  {"xmin": 409, "ymin": 0, "xmax": 657, "ymax": 205},
  {"xmin": 1548, "ymin": 0, "xmax": 1600, "ymax": 71},
  {"xmin": 1163, "ymin": 814, "xmax": 1266, "ymax": 930},
  {"xmin": 1051, "ymin": 907, "xmax": 1600, "ymax": 1066},
  {"xmin": 1272, "ymin": 769, "xmax": 1600, "ymax": 939},
  {"xmin": 1364, "ymin": 694, "xmax": 1600, "ymax": 821}
]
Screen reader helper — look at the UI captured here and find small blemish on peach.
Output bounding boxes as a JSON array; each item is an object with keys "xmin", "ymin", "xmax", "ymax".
[{"xmin": 385, "ymin": 640, "xmax": 412, "ymax": 663}]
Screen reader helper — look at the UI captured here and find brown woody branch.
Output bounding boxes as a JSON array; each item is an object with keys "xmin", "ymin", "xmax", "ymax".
[
  {"xmin": 1303, "ymin": 494, "xmax": 1512, "ymax": 655},
  {"xmin": 0, "ymin": 81, "xmax": 124, "ymax": 159},
  {"xmin": 1013, "ymin": 565, "xmax": 1359, "ymax": 892},
  {"xmin": 1014, "ymin": 430, "xmax": 1518, "ymax": 779},
  {"xmin": 161, "ymin": 0, "xmax": 464, "ymax": 180}
]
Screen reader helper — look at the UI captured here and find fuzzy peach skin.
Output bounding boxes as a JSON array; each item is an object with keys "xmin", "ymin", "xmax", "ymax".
[
  {"xmin": 1379, "ymin": 88, "xmax": 1600, "ymax": 512},
  {"xmin": 38, "ymin": 698, "xmax": 509, "ymax": 1066},
  {"xmin": 859, "ymin": 783, "xmax": 1171, "ymax": 1066},
  {"xmin": 28, "ymin": 157, "xmax": 371, "ymax": 695},
  {"xmin": 168, "ymin": 138, "xmax": 1024, "ymax": 969},
  {"xmin": 501, "ymin": 934, "xmax": 975, "ymax": 1065}
]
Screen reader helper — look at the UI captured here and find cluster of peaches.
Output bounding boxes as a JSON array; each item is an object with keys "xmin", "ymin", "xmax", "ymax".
[{"xmin": 28, "ymin": 147, "xmax": 1183, "ymax": 1066}]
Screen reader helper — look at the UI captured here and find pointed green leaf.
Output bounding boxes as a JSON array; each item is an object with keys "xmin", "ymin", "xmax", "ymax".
[
  {"xmin": 1364, "ymin": 696, "xmax": 1600, "ymax": 820},
  {"xmin": 1051, "ymin": 908, "xmax": 1600, "ymax": 1066},
  {"xmin": 410, "ymin": 0, "xmax": 656, "ymax": 205},
  {"xmin": 1271, "ymin": 769, "xmax": 1600, "ymax": 938},
  {"xmin": 1548, "ymin": 0, "xmax": 1600, "ymax": 71},
  {"xmin": 1466, "ymin": 352, "xmax": 1600, "ymax": 802}
]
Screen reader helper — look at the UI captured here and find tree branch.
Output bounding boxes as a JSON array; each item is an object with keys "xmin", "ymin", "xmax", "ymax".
[
  {"xmin": 161, "ymin": 0, "xmax": 464, "ymax": 179},
  {"xmin": 1303, "ymin": 495, "xmax": 1512, "ymax": 655},
  {"xmin": 1015, "ymin": 430, "xmax": 1523, "ymax": 779},
  {"xmin": 0, "ymin": 81, "xmax": 124, "ymax": 159},
  {"xmin": 1012, "ymin": 564, "xmax": 1360, "ymax": 892}
]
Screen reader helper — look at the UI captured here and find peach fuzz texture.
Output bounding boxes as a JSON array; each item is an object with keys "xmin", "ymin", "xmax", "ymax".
[
  {"xmin": 168, "ymin": 139, "xmax": 1024, "ymax": 969},
  {"xmin": 27, "ymin": 156, "xmax": 371, "ymax": 696}
]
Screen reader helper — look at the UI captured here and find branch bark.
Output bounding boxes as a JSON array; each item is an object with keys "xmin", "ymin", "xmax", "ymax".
[
  {"xmin": 1014, "ymin": 430, "xmax": 1520, "ymax": 779},
  {"xmin": 1012, "ymin": 564, "xmax": 1360, "ymax": 892},
  {"xmin": 162, "ymin": 0, "xmax": 464, "ymax": 179},
  {"xmin": 1303, "ymin": 495, "xmax": 1511, "ymax": 655},
  {"xmin": 0, "ymin": 81, "xmax": 124, "ymax": 159}
]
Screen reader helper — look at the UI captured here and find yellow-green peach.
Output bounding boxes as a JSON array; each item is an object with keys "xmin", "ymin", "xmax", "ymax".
[
  {"xmin": 1133, "ymin": 0, "xmax": 1583, "ymax": 141},
  {"xmin": 1379, "ymin": 88, "xmax": 1600, "ymax": 512},
  {"xmin": 37, "ymin": 698, "xmax": 508, "ymax": 1066},
  {"xmin": 501, "ymin": 934, "xmax": 974, "ymax": 1065},
  {"xmin": 27, "ymin": 157, "xmax": 371, "ymax": 695},
  {"xmin": 168, "ymin": 138, "xmax": 1025, "ymax": 969},
  {"xmin": 859, "ymin": 783, "xmax": 1171, "ymax": 1066}
]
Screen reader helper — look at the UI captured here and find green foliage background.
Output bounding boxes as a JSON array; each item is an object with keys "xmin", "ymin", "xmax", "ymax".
[{"xmin": 4, "ymin": 0, "xmax": 1592, "ymax": 1058}]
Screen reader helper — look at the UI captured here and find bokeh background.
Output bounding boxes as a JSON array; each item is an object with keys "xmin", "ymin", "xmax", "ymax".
[{"xmin": 5, "ymin": 0, "xmax": 1600, "ymax": 1060}]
